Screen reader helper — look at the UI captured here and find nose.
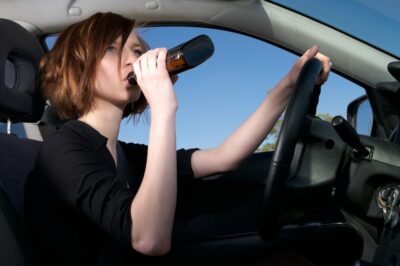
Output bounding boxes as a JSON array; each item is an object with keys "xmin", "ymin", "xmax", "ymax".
[
  {"xmin": 123, "ymin": 49, "xmax": 138, "ymax": 68},
  {"xmin": 125, "ymin": 57, "xmax": 135, "ymax": 69}
]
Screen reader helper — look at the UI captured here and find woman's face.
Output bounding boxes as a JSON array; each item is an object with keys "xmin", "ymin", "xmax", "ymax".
[{"xmin": 94, "ymin": 31, "xmax": 143, "ymax": 109}]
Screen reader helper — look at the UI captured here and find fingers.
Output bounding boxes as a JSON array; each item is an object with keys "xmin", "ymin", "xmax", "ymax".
[
  {"xmin": 290, "ymin": 45, "xmax": 320, "ymax": 81},
  {"xmin": 314, "ymin": 52, "xmax": 331, "ymax": 85},
  {"xmin": 147, "ymin": 50, "xmax": 157, "ymax": 72},
  {"xmin": 140, "ymin": 49, "xmax": 157, "ymax": 73},
  {"xmin": 300, "ymin": 45, "xmax": 331, "ymax": 85},
  {"xmin": 133, "ymin": 57, "xmax": 142, "ymax": 83},
  {"xmin": 131, "ymin": 48, "xmax": 177, "ymax": 111},
  {"xmin": 133, "ymin": 48, "xmax": 169, "ymax": 85},
  {"xmin": 301, "ymin": 45, "xmax": 319, "ymax": 62},
  {"xmin": 157, "ymin": 48, "xmax": 167, "ymax": 70}
]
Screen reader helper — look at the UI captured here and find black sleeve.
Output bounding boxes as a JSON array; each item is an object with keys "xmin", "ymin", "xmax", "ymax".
[
  {"xmin": 177, "ymin": 148, "xmax": 199, "ymax": 180},
  {"xmin": 37, "ymin": 135, "xmax": 134, "ymax": 246},
  {"xmin": 39, "ymin": 136, "xmax": 199, "ymax": 246},
  {"xmin": 120, "ymin": 141, "xmax": 198, "ymax": 181}
]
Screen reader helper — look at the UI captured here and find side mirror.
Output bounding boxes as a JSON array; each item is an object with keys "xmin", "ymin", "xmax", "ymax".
[{"xmin": 347, "ymin": 95, "xmax": 373, "ymax": 136}]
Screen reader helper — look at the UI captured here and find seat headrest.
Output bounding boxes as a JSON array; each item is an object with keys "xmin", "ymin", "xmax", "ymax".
[{"xmin": 0, "ymin": 19, "xmax": 45, "ymax": 123}]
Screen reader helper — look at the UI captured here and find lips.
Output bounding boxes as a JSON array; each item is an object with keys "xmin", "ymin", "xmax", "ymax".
[{"xmin": 123, "ymin": 72, "xmax": 131, "ymax": 81}]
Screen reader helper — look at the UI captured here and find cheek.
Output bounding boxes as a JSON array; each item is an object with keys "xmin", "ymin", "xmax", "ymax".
[
  {"xmin": 94, "ymin": 65, "xmax": 105, "ymax": 88},
  {"xmin": 94, "ymin": 65, "xmax": 117, "ymax": 90},
  {"xmin": 97, "ymin": 57, "xmax": 119, "ymax": 81}
]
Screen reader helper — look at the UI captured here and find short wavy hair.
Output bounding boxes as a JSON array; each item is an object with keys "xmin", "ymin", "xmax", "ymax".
[{"xmin": 40, "ymin": 12, "xmax": 148, "ymax": 119}]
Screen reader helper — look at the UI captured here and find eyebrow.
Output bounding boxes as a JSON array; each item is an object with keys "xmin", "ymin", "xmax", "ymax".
[
  {"xmin": 112, "ymin": 37, "xmax": 143, "ymax": 50},
  {"xmin": 111, "ymin": 37, "xmax": 122, "ymax": 45},
  {"xmin": 127, "ymin": 40, "xmax": 143, "ymax": 49},
  {"xmin": 130, "ymin": 43, "xmax": 142, "ymax": 49}
]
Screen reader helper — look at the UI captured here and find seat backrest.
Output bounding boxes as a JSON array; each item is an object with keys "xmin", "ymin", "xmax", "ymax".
[
  {"xmin": 0, "ymin": 182, "xmax": 32, "ymax": 266},
  {"xmin": 0, "ymin": 18, "xmax": 45, "ymax": 266},
  {"xmin": 0, "ymin": 134, "xmax": 42, "ymax": 220}
]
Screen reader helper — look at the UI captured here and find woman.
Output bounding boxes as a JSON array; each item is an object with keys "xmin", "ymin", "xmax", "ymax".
[{"xmin": 25, "ymin": 12, "xmax": 330, "ymax": 266}]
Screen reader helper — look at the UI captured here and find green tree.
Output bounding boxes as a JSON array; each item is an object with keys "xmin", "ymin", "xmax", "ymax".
[{"xmin": 257, "ymin": 113, "xmax": 333, "ymax": 152}]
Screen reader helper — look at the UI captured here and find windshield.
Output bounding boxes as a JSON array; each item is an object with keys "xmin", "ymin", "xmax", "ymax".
[{"xmin": 269, "ymin": 0, "xmax": 400, "ymax": 58}]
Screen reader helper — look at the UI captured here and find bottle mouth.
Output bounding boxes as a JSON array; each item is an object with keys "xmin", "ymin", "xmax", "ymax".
[{"xmin": 127, "ymin": 72, "xmax": 136, "ymax": 85}]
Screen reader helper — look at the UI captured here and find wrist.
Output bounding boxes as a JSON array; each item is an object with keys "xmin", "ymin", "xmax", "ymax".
[
  {"xmin": 150, "ymin": 106, "xmax": 177, "ymax": 119},
  {"xmin": 277, "ymin": 74, "xmax": 294, "ymax": 91},
  {"xmin": 267, "ymin": 75, "xmax": 294, "ymax": 104}
]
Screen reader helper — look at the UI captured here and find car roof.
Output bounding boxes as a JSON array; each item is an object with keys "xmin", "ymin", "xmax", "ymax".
[{"xmin": 0, "ymin": 0, "xmax": 397, "ymax": 88}]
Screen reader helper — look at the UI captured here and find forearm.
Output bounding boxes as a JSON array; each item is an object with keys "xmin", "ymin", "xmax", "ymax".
[
  {"xmin": 193, "ymin": 77, "xmax": 293, "ymax": 177},
  {"xmin": 192, "ymin": 47, "xmax": 331, "ymax": 178},
  {"xmin": 221, "ymin": 78, "xmax": 292, "ymax": 163},
  {"xmin": 130, "ymin": 110, "xmax": 177, "ymax": 254}
]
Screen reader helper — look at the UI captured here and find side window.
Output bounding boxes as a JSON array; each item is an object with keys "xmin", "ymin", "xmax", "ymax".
[
  {"xmin": 0, "ymin": 122, "xmax": 27, "ymax": 138},
  {"xmin": 257, "ymin": 73, "xmax": 365, "ymax": 152},
  {"xmin": 119, "ymin": 26, "xmax": 300, "ymax": 150},
  {"xmin": 355, "ymin": 100, "xmax": 373, "ymax": 135},
  {"xmin": 121, "ymin": 26, "xmax": 366, "ymax": 152},
  {"xmin": 44, "ymin": 27, "xmax": 366, "ymax": 151},
  {"xmin": 44, "ymin": 35, "xmax": 58, "ymax": 50}
]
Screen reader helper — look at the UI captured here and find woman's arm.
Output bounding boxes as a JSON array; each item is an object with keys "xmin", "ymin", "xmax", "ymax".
[
  {"xmin": 130, "ymin": 48, "xmax": 178, "ymax": 255},
  {"xmin": 191, "ymin": 45, "xmax": 331, "ymax": 178}
]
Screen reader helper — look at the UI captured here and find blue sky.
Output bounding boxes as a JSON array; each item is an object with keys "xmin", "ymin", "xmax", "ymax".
[
  {"xmin": 272, "ymin": 0, "xmax": 400, "ymax": 57},
  {"xmin": 118, "ymin": 26, "xmax": 365, "ymax": 149},
  {"xmin": 35, "ymin": 2, "xmax": 400, "ymax": 150}
]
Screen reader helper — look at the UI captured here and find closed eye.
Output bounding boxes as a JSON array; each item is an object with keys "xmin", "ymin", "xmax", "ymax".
[
  {"xmin": 106, "ymin": 45, "xmax": 118, "ymax": 53},
  {"xmin": 132, "ymin": 49, "xmax": 143, "ymax": 57}
]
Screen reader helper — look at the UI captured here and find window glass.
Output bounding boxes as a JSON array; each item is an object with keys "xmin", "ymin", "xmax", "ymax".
[
  {"xmin": 43, "ymin": 35, "xmax": 58, "ymax": 50},
  {"xmin": 355, "ymin": 100, "xmax": 373, "ymax": 136},
  {"xmin": 270, "ymin": 0, "xmax": 400, "ymax": 58},
  {"xmin": 0, "ymin": 122, "xmax": 27, "ymax": 138},
  {"xmin": 43, "ymin": 26, "xmax": 365, "ymax": 151}
]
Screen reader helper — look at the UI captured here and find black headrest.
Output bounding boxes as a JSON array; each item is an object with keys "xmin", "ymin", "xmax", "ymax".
[{"xmin": 0, "ymin": 19, "xmax": 45, "ymax": 123}]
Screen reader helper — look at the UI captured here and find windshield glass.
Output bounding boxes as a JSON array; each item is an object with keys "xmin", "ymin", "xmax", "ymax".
[{"xmin": 269, "ymin": 0, "xmax": 400, "ymax": 58}]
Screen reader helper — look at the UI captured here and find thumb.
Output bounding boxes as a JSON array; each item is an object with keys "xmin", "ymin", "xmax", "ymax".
[{"xmin": 303, "ymin": 45, "xmax": 319, "ymax": 60}]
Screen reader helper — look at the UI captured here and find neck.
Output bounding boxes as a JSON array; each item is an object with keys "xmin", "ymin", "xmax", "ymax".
[{"xmin": 79, "ymin": 101, "xmax": 123, "ymax": 147}]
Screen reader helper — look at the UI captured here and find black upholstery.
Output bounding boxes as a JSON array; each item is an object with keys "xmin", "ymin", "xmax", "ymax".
[
  {"xmin": 0, "ymin": 18, "xmax": 45, "ymax": 266},
  {"xmin": 0, "ymin": 182, "xmax": 31, "ymax": 266},
  {"xmin": 0, "ymin": 133, "xmax": 41, "ymax": 220},
  {"xmin": 0, "ymin": 19, "xmax": 45, "ymax": 122}
]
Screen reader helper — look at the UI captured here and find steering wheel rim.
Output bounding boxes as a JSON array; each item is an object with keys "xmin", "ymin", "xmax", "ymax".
[{"xmin": 260, "ymin": 58, "xmax": 323, "ymax": 241}]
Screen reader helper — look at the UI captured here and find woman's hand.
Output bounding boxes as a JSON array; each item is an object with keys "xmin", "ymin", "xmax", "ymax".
[
  {"xmin": 130, "ymin": 48, "xmax": 179, "ymax": 256},
  {"xmin": 191, "ymin": 45, "xmax": 331, "ymax": 179},
  {"xmin": 133, "ymin": 48, "xmax": 178, "ymax": 114},
  {"xmin": 284, "ymin": 45, "xmax": 331, "ymax": 89}
]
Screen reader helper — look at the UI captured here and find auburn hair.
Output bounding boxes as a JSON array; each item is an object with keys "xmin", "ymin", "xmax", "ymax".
[{"xmin": 40, "ymin": 12, "xmax": 149, "ymax": 119}]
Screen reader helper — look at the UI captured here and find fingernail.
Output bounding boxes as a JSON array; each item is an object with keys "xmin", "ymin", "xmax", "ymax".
[{"xmin": 309, "ymin": 45, "xmax": 318, "ymax": 54}]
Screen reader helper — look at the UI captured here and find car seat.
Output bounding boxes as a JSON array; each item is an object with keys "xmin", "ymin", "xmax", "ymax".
[{"xmin": 0, "ymin": 18, "xmax": 45, "ymax": 266}]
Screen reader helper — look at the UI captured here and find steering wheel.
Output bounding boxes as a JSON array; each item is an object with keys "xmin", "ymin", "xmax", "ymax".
[{"xmin": 260, "ymin": 58, "xmax": 323, "ymax": 241}]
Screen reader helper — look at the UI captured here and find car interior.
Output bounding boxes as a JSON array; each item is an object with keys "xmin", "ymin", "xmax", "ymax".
[
  {"xmin": 0, "ymin": 1, "xmax": 400, "ymax": 265},
  {"xmin": 0, "ymin": 18, "xmax": 45, "ymax": 266},
  {"xmin": 0, "ymin": 18, "xmax": 367, "ymax": 266}
]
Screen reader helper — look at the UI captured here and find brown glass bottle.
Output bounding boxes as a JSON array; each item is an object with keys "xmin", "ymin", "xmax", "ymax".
[{"xmin": 128, "ymin": 34, "xmax": 214, "ymax": 85}]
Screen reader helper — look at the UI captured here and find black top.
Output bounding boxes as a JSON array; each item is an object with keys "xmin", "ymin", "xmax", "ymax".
[{"xmin": 25, "ymin": 120, "xmax": 197, "ymax": 266}]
